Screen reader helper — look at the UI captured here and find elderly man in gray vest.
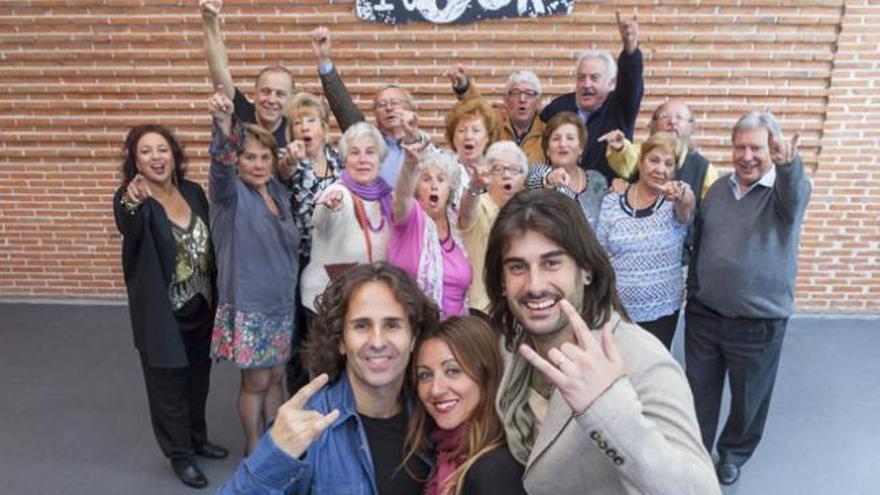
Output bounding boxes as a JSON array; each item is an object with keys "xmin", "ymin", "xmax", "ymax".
[{"xmin": 685, "ymin": 111, "xmax": 811, "ymax": 486}]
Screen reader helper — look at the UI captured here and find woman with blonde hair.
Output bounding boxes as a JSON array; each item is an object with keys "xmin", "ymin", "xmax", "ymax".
[
  {"xmin": 405, "ymin": 316, "xmax": 526, "ymax": 495},
  {"xmin": 595, "ymin": 131, "xmax": 696, "ymax": 349}
]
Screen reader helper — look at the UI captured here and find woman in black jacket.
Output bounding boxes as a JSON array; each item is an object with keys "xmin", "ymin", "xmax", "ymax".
[{"xmin": 113, "ymin": 124, "xmax": 228, "ymax": 489}]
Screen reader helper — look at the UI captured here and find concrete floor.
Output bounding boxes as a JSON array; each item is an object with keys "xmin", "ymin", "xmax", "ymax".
[{"xmin": 0, "ymin": 302, "xmax": 877, "ymax": 494}]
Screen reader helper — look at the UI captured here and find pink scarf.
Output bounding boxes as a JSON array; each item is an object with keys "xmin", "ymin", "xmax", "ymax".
[{"xmin": 424, "ymin": 423, "xmax": 470, "ymax": 495}]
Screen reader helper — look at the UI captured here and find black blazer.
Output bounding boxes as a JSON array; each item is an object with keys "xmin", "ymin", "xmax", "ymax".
[
  {"xmin": 540, "ymin": 48, "xmax": 644, "ymax": 182},
  {"xmin": 113, "ymin": 179, "xmax": 215, "ymax": 368}
]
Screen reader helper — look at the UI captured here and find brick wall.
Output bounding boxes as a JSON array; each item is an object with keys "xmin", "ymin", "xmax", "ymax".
[{"xmin": 1, "ymin": 0, "xmax": 877, "ymax": 312}]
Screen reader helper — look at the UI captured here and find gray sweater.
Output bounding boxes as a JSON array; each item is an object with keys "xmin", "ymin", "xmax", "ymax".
[{"xmin": 689, "ymin": 158, "xmax": 811, "ymax": 319}]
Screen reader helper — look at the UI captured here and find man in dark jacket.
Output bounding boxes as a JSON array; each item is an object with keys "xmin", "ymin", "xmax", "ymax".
[{"xmin": 540, "ymin": 9, "xmax": 643, "ymax": 182}]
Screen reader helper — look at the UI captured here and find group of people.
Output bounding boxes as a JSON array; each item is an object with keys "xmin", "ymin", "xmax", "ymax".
[{"xmin": 112, "ymin": 1, "xmax": 812, "ymax": 493}]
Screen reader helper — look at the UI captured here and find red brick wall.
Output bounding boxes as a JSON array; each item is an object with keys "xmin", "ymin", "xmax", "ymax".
[{"xmin": 0, "ymin": 0, "xmax": 877, "ymax": 312}]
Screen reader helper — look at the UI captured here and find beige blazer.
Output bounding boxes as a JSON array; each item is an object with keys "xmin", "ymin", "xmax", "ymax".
[{"xmin": 498, "ymin": 312, "xmax": 720, "ymax": 495}]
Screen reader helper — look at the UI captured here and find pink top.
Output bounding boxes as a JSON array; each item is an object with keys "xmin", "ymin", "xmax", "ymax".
[{"xmin": 389, "ymin": 204, "xmax": 472, "ymax": 318}]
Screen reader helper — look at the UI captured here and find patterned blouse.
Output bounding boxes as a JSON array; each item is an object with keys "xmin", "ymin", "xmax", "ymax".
[
  {"xmin": 594, "ymin": 191, "xmax": 689, "ymax": 322},
  {"xmin": 526, "ymin": 163, "xmax": 609, "ymax": 228},
  {"xmin": 281, "ymin": 144, "xmax": 342, "ymax": 264},
  {"xmin": 168, "ymin": 215, "xmax": 213, "ymax": 311}
]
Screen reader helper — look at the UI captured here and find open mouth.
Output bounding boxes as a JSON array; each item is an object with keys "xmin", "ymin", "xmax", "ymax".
[
  {"xmin": 303, "ymin": 136, "xmax": 313, "ymax": 145},
  {"xmin": 432, "ymin": 398, "xmax": 460, "ymax": 414},
  {"xmin": 521, "ymin": 293, "xmax": 562, "ymax": 312},
  {"xmin": 428, "ymin": 193, "xmax": 440, "ymax": 207},
  {"xmin": 150, "ymin": 163, "xmax": 167, "ymax": 175},
  {"xmin": 503, "ymin": 183, "xmax": 513, "ymax": 192},
  {"xmin": 463, "ymin": 143, "xmax": 475, "ymax": 152},
  {"xmin": 363, "ymin": 355, "xmax": 394, "ymax": 371}
]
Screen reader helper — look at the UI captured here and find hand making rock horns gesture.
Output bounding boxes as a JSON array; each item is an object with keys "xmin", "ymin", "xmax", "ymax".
[
  {"xmin": 770, "ymin": 132, "xmax": 801, "ymax": 166},
  {"xmin": 269, "ymin": 374, "xmax": 340, "ymax": 459},
  {"xmin": 616, "ymin": 8, "xmax": 639, "ymax": 55},
  {"xmin": 518, "ymin": 300, "xmax": 626, "ymax": 415}
]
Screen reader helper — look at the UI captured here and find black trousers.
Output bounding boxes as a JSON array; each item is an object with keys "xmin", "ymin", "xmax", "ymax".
[
  {"xmin": 638, "ymin": 310, "xmax": 680, "ymax": 350},
  {"xmin": 139, "ymin": 298, "xmax": 213, "ymax": 460},
  {"xmin": 684, "ymin": 299, "xmax": 787, "ymax": 467}
]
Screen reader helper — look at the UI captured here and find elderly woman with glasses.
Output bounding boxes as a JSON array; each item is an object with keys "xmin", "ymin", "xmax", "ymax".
[{"xmin": 459, "ymin": 141, "xmax": 528, "ymax": 314}]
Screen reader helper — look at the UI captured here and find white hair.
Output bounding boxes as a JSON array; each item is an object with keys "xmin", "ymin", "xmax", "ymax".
[
  {"xmin": 338, "ymin": 122, "xmax": 388, "ymax": 164},
  {"xmin": 416, "ymin": 149, "xmax": 463, "ymax": 206},
  {"xmin": 485, "ymin": 141, "xmax": 528, "ymax": 175},
  {"xmin": 504, "ymin": 70, "xmax": 542, "ymax": 96},
  {"xmin": 731, "ymin": 111, "xmax": 782, "ymax": 143},
  {"xmin": 576, "ymin": 50, "xmax": 617, "ymax": 83}
]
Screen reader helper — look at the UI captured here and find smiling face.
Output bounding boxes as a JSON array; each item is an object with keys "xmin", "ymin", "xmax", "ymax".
[
  {"xmin": 575, "ymin": 57, "xmax": 614, "ymax": 113},
  {"xmin": 504, "ymin": 82, "xmax": 541, "ymax": 129},
  {"xmin": 237, "ymin": 138, "xmax": 274, "ymax": 189},
  {"xmin": 637, "ymin": 146, "xmax": 676, "ymax": 194},
  {"xmin": 416, "ymin": 338, "xmax": 481, "ymax": 430},
  {"xmin": 342, "ymin": 280, "xmax": 414, "ymax": 400},
  {"xmin": 345, "ymin": 135, "xmax": 382, "ymax": 185},
  {"xmin": 254, "ymin": 71, "xmax": 293, "ymax": 130},
  {"xmin": 732, "ymin": 127, "xmax": 773, "ymax": 188},
  {"xmin": 487, "ymin": 150, "xmax": 526, "ymax": 206},
  {"xmin": 547, "ymin": 123, "xmax": 583, "ymax": 169},
  {"xmin": 416, "ymin": 164, "xmax": 452, "ymax": 220},
  {"xmin": 135, "ymin": 132, "xmax": 175, "ymax": 186},
  {"xmin": 292, "ymin": 108, "xmax": 327, "ymax": 156},
  {"xmin": 502, "ymin": 229, "xmax": 588, "ymax": 342},
  {"xmin": 453, "ymin": 114, "xmax": 489, "ymax": 166}
]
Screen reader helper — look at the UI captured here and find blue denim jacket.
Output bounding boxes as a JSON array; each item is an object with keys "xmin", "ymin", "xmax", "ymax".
[{"xmin": 217, "ymin": 373, "xmax": 428, "ymax": 494}]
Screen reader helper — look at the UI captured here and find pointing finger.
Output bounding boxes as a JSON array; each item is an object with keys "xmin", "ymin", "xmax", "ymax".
[
  {"xmin": 287, "ymin": 373, "xmax": 330, "ymax": 410},
  {"xmin": 559, "ymin": 299, "xmax": 596, "ymax": 351},
  {"xmin": 615, "ymin": 8, "xmax": 622, "ymax": 26},
  {"xmin": 519, "ymin": 343, "xmax": 567, "ymax": 386}
]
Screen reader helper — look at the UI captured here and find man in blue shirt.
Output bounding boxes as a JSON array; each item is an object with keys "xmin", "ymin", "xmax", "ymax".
[{"xmin": 218, "ymin": 263, "xmax": 437, "ymax": 494}]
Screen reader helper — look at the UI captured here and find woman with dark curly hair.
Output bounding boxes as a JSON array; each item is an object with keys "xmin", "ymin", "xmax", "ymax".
[
  {"xmin": 404, "ymin": 316, "xmax": 526, "ymax": 495},
  {"xmin": 113, "ymin": 124, "xmax": 227, "ymax": 489},
  {"xmin": 218, "ymin": 262, "xmax": 439, "ymax": 494}
]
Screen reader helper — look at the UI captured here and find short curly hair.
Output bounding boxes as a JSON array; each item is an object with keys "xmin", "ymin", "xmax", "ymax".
[
  {"xmin": 303, "ymin": 262, "xmax": 441, "ymax": 384},
  {"xmin": 444, "ymin": 96, "xmax": 501, "ymax": 153},
  {"xmin": 541, "ymin": 111, "xmax": 587, "ymax": 162}
]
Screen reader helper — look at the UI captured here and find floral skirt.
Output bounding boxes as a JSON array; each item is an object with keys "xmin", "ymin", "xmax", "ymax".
[{"xmin": 210, "ymin": 303, "xmax": 293, "ymax": 369}]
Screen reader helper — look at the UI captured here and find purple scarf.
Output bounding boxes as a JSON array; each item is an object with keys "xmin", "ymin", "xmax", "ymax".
[
  {"xmin": 340, "ymin": 170, "xmax": 394, "ymax": 225},
  {"xmin": 424, "ymin": 423, "xmax": 470, "ymax": 495}
]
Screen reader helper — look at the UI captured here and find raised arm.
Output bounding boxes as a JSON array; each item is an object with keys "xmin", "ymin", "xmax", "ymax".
[
  {"xmin": 599, "ymin": 130, "xmax": 638, "ymax": 180},
  {"xmin": 208, "ymin": 88, "xmax": 240, "ymax": 205},
  {"xmin": 769, "ymin": 133, "xmax": 812, "ymax": 222},
  {"xmin": 200, "ymin": 0, "xmax": 235, "ymax": 100},
  {"xmin": 664, "ymin": 180, "xmax": 695, "ymax": 223},
  {"xmin": 613, "ymin": 9, "xmax": 644, "ymax": 131},
  {"xmin": 457, "ymin": 161, "xmax": 489, "ymax": 230},
  {"xmin": 311, "ymin": 27, "xmax": 365, "ymax": 132},
  {"xmin": 392, "ymin": 138, "xmax": 425, "ymax": 225}
]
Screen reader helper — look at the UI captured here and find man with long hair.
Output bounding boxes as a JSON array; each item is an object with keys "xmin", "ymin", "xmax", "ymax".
[
  {"xmin": 484, "ymin": 189, "xmax": 719, "ymax": 494},
  {"xmin": 218, "ymin": 262, "xmax": 438, "ymax": 494}
]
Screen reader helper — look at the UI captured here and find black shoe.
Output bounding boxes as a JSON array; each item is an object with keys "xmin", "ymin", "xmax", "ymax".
[
  {"xmin": 171, "ymin": 457, "xmax": 208, "ymax": 489},
  {"xmin": 716, "ymin": 461, "xmax": 740, "ymax": 486},
  {"xmin": 195, "ymin": 442, "xmax": 229, "ymax": 460}
]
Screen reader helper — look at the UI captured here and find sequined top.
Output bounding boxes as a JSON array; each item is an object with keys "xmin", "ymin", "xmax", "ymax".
[{"xmin": 168, "ymin": 215, "xmax": 214, "ymax": 311}]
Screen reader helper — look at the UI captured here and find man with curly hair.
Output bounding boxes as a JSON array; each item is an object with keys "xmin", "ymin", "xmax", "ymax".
[{"xmin": 218, "ymin": 262, "xmax": 438, "ymax": 494}]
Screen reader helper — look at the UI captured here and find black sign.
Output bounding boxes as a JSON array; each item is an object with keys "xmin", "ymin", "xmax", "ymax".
[{"xmin": 356, "ymin": 0, "xmax": 574, "ymax": 25}]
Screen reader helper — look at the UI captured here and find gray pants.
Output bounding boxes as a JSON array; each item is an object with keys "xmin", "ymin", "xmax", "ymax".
[{"xmin": 684, "ymin": 298, "xmax": 787, "ymax": 467}]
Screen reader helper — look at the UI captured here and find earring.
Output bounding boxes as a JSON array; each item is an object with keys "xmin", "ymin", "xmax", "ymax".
[{"xmin": 584, "ymin": 275, "xmax": 592, "ymax": 286}]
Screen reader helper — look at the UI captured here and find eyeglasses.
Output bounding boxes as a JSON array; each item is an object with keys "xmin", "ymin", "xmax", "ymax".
[
  {"xmin": 489, "ymin": 164, "xmax": 524, "ymax": 176},
  {"xmin": 507, "ymin": 90, "xmax": 539, "ymax": 99},
  {"xmin": 375, "ymin": 98, "xmax": 408, "ymax": 109},
  {"xmin": 655, "ymin": 112, "xmax": 693, "ymax": 123}
]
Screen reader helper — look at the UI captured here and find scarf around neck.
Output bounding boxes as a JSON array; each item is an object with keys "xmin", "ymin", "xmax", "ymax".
[
  {"xmin": 340, "ymin": 170, "xmax": 393, "ymax": 224},
  {"xmin": 424, "ymin": 422, "xmax": 470, "ymax": 495}
]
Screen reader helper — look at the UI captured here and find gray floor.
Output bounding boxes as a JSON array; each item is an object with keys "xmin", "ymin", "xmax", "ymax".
[{"xmin": 0, "ymin": 302, "xmax": 877, "ymax": 494}]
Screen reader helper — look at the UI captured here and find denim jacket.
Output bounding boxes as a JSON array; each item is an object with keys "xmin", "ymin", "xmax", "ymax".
[{"xmin": 217, "ymin": 373, "xmax": 428, "ymax": 494}]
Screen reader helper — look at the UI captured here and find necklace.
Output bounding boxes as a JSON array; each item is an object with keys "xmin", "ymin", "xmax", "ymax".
[
  {"xmin": 628, "ymin": 184, "xmax": 662, "ymax": 218},
  {"xmin": 439, "ymin": 216, "xmax": 456, "ymax": 253}
]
